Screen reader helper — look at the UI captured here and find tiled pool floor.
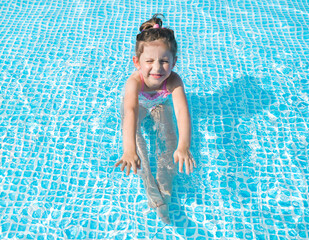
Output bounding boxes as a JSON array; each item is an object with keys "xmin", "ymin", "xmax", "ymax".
[{"xmin": 0, "ymin": 0, "xmax": 308, "ymax": 239}]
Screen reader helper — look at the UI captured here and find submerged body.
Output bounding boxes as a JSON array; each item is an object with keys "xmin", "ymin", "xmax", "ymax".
[{"xmin": 121, "ymin": 72, "xmax": 177, "ymax": 221}]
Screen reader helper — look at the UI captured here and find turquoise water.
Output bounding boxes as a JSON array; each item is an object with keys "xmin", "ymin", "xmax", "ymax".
[{"xmin": 0, "ymin": 0, "xmax": 308, "ymax": 239}]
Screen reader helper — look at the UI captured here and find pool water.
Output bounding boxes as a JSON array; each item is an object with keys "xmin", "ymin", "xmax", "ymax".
[{"xmin": 0, "ymin": 0, "xmax": 308, "ymax": 239}]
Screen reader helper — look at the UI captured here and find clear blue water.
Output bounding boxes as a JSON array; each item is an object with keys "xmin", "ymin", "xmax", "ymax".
[{"xmin": 0, "ymin": 0, "xmax": 308, "ymax": 239}]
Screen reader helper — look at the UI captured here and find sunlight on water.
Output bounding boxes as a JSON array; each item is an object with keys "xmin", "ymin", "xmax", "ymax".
[{"xmin": 0, "ymin": 0, "xmax": 308, "ymax": 239}]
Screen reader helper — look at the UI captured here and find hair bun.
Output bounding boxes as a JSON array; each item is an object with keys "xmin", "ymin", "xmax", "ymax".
[
  {"xmin": 139, "ymin": 14, "xmax": 164, "ymax": 32},
  {"xmin": 135, "ymin": 13, "xmax": 177, "ymax": 59}
]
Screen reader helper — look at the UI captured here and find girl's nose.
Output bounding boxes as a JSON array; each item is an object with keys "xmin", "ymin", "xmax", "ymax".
[{"xmin": 153, "ymin": 61, "xmax": 161, "ymax": 71}]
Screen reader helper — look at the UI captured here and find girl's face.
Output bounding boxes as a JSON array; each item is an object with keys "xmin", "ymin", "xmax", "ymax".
[{"xmin": 133, "ymin": 40, "xmax": 177, "ymax": 90}]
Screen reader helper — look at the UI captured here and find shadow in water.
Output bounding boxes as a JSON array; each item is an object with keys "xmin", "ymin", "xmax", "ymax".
[
  {"xmin": 190, "ymin": 75, "xmax": 277, "ymax": 167},
  {"xmin": 164, "ymin": 75, "xmax": 277, "ymax": 233}
]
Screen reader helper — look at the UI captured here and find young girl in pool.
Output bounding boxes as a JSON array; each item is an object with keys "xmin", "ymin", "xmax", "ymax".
[{"xmin": 115, "ymin": 14, "xmax": 196, "ymax": 224}]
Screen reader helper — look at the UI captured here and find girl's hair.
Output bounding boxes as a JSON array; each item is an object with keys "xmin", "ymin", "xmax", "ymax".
[{"xmin": 135, "ymin": 14, "xmax": 177, "ymax": 59}]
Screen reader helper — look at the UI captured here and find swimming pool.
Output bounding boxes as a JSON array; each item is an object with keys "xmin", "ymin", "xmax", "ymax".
[{"xmin": 0, "ymin": 0, "xmax": 308, "ymax": 239}]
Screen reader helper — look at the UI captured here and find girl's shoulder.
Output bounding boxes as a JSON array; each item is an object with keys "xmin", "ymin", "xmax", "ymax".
[
  {"xmin": 128, "ymin": 71, "xmax": 141, "ymax": 83},
  {"xmin": 126, "ymin": 71, "xmax": 142, "ymax": 92},
  {"xmin": 166, "ymin": 71, "xmax": 184, "ymax": 93}
]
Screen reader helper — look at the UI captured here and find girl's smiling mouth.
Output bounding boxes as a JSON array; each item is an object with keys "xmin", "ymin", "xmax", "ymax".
[{"xmin": 150, "ymin": 74, "xmax": 163, "ymax": 79}]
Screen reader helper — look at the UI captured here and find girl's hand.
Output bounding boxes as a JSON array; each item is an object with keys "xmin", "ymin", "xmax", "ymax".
[
  {"xmin": 173, "ymin": 148, "xmax": 196, "ymax": 175},
  {"xmin": 115, "ymin": 152, "xmax": 141, "ymax": 176}
]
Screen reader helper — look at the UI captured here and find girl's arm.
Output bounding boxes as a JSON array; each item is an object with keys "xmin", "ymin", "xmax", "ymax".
[
  {"xmin": 170, "ymin": 73, "xmax": 196, "ymax": 175},
  {"xmin": 115, "ymin": 75, "xmax": 141, "ymax": 175}
]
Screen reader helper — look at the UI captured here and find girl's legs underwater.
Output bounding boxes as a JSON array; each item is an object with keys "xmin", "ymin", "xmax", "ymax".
[
  {"xmin": 121, "ymin": 100, "xmax": 177, "ymax": 224},
  {"xmin": 135, "ymin": 106, "xmax": 166, "ymax": 209},
  {"xmin": 121, "ymin": 102, "xmax": 164, "ymax": 207},
  {"xmin": 150, "ymin": 100, "xmax": 177, "ymax": 205}
]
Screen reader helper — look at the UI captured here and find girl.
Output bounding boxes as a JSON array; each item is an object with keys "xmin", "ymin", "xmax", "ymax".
[{"xmin": 115, "ymin": 14, "xmax": 196, "ymax": 224}]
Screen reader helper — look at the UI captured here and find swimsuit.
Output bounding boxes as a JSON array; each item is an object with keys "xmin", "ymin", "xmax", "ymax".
[{"xmin": 138, "ymin": 72, "xmax": 172, "ymax": 110}]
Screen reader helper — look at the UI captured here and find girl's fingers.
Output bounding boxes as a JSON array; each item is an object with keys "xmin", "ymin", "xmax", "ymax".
[
  {"xmin": 192, "ymin": 158, "xmax": 197, "ymax": 168},
  {"xmin": 174, "ymin": 153, "xmax": 179, "ymax": 163},
  {"xmin": 120, "ymin": 161, "xmax": 127, "ymax": 172},
  {"xmin": 185, "ymin": 157, "xmax": 190, "ymax": 175},
  {"xmin": 189, "ymin": 158, "xmax": 194, "ymax": 173},
  {"xmin": 115, "ymin": 159, "xmax": 122, "ymax": 167},
  {"xmin": 126, "ymin": 163, "xmax": 131, "ymax": 176},
  {"xmin": 178, "ymin": 158, "xmax": 184, "ymax": 173},
  {"xmin": 132, "ymin": 162, "xmax": 137, "ymax": 174},
  {"xmin": 137, "ymin": 158, "xmax": 141, "ymax": 169},
  {"xmin": 115, "ymin": 156, "xmax": 141, "ymax": 175}
]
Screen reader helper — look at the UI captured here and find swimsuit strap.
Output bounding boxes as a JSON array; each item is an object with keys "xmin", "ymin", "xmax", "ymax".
[
  {"xmin": 139, "ymin": 71, "xmax": 145, "ymax": 92},
  {"xmin": 162, "ymin": 79, "xmax": 168, "ymax": 91}
]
